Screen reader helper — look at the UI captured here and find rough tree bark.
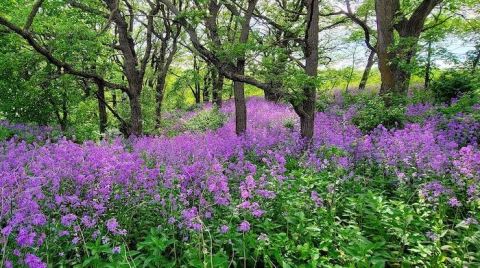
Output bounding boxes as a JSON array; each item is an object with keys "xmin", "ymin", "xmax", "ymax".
[
  {"xmin": 155, "ymin": 79, "xmax": 165, "ymax": 128},
  {"xmin": 203, "ymin": 67, "xmax": 212, "ymax": 103},
  {"xmin": 375, "ymin": 0, "xmax": 442, "ymax": 96},
  {"xmin": 295, "ymin": 0, "xmax": 319, "ymax": 140},
  {"xmin": 375, "ymin": 0, "xmax": 398, "ymax": 94},
  {"xmin": 193, "ymin": 55, "xmax": 202, "ymax": 104},
  {"xmin": 103, "ymin": 0, "xmax": 153, "ymax": 135},
  {"xmin": 233, "ymin": 0, "xmax": 258, "ymax": 135},
  {"xmin": 212, "ymin": 69, "xmax": 223, "ymax": 107},
  {"xmin": 96, "ymin": 81, "xmax": 108, "ymax": 133}
]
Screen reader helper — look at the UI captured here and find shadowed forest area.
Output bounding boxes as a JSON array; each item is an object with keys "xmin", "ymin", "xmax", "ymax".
[{"xmin": 1, "ymin": 0, "xmax": 480, "ymax": 267}]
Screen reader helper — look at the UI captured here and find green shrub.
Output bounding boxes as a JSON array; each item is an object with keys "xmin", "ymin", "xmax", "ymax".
[
  {"xmin": 184, "ymin": 108, "xmax": 227, "ymax": 132},
  {"xmin": 408, "ymin": 87, "xmax": 435, "ymax": 104},
  {"xmin": 431, "ymin": 70, "xmax": 479, "ymax": 103},
  {"xmin": 0, "ymin": 126, "xmax": 14, "ymax": 141},
  {"xmin": 348, "ymin": 93, "xmax": 405, "ymax": 132},
  {"xmin": 316, "ymin": 90, "xmax": 334, "ymax": 111},
  {"xmin": 440, "ymin": 91, "xmax": 480, "ymax": 120}
]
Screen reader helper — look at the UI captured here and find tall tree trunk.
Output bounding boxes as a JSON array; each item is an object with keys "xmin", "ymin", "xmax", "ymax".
[
  {"xmin": 103, "ymin": 0, "xmax": 160, "ymax": 136},
  {"xmin": 424, "ymin": 40, "xmax": 433, "ymax": 89},
  {"xmin": 233, "ymin": 61, "xmax": 247, "ymax": 135},
  {"xmin": 48, "ymin": 93, "xmax": 68, "ymax": 132},
  {"xmin": 194, "ymin": 88, "xmax": 201, "ymax": 103},
  {"xmin": 112, "ymin": 90, "xmax": 117, "ymax": 109},
  {"xmin": 153, "ymin": 34, "xmax": 179, "ymax": 128},
  {"xmin": 358, "ymin": 50, "xmax": 375, "ymax": 90},
  {"xmin": 212, "ymin": 69, "xmax": 223, "ymax": 107},
  {"xmin": 375, "ymin": 0, "xmax": 442, "ymax": 97},
  {"xmin": 97, "ymin": 81, "xmax": 108, "ymax": 134},
  {"xmin": 203, "ymin": 68, "xmax": 211, "ymax": 103},
  {"xmin": 155, "ymin": 75, "xmax": 166, "ymax": 128},
  {"xmin": 232, "ymin": 0, "xmax": 258, "ymax": 135},
  {"xmin": 375, "ymin": 0, "xmax": 397, "ymax": 95},
  {"xmin": 60, "ymin": 88, "xmax": 68, "ymax": 132},
  {"xmin": 392, "ymin": 66, "xmax": 412, "ymax": 93},
  {"xmin": 298, "ymin": 0, "xmax": 319, "ymax": 140},
  {"xmin": 193, "ymin": 56, "xmax": 201, "ymax": 104},
  {"xmin": 128, "ymin": 88, "xmax": 142, "ymax": 136}
]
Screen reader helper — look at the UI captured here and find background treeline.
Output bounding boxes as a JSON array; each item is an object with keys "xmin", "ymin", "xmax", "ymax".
[{"xmin": 0, "ymin": 0, "xmax": 479, "ymax": 141}]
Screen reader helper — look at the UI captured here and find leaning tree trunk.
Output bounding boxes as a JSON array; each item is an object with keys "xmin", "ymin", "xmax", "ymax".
[
  {"xmin": 358, "ymin": 50, "xmax": 376, "ymax": 91},
  {"xmin": 96, "ymin": 82, "xmax": 108, "ymax": 134}
]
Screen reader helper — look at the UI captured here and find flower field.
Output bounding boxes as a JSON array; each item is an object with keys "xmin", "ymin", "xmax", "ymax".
[{"xmin": 1, "ymin": 97, "xmax": 480, "ymax": 267}]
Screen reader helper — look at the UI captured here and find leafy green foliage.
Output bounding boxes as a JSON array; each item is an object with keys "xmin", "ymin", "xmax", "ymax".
[
  {"xmin": 0, "ymin": 126, "xmax": 14, "ymax": 140},
  {"xmin": 346, "ymin": 93, "xmax": 406, "ymax": 131},
  {"xmin": 431, "ymin": 70, "xmax": 479, "ymax": 103},
  {"xmin": 184, "ymin": 108, "xmax": 227, "ymax": 132},
  {"xmin": 440, "ymin": 91, "xmax": 480, "ymax": 119}
]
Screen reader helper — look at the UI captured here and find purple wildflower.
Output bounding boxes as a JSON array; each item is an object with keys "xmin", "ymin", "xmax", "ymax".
[
  {"xmin": 448, "ymin": 197, "xmax": 461, "ymax": 207},
  {"xmin": 24, "ymin": 253, "xmax": 46, "ymax": 268},
  {"xmin": 238, "ymin": 220, "xmax": 250, "ymax": 232},
  {"xmin": 311, "ymin": 191, "xmax": 324, "ymax": 207},
  {"xmin": 61, "ymin": 214, "xmax": 77, "ymax": 227},
  {"xmin": 112, "ymin": 246, "xmax": 121, "ymax": 254},
  {"xmin": 219, "ymin": 225, "xmax": 229, "ymax": 234}
]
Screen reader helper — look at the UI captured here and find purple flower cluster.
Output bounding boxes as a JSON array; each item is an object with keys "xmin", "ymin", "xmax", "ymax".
[
  {"xmin": 405, "ymin": 103, "xmax": 434, "ymax": 118},
  {"xmin": 439, "ymin": 114, "xmax": 480, "ymax": 147},
  {"xmin": 357, "ymin": 122, "xmax": 456, "ymax": 175},
  {"xmin": 0, "ymin": 120, "xmax": 60, "ymax": 142},
  {"xmin": 1, "ymin": 97, "xmax": 479, "ymax": 266}
]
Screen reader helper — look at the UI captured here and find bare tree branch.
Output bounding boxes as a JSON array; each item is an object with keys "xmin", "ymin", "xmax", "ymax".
[{"xmin": 24, "ymin": 0, "xmax": 45, "ymax": 30}]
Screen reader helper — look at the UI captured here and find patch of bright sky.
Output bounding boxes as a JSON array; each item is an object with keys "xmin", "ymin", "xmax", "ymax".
[{"xmin": 327, "ymin": 34, "xmax": 476, "ymax": 70}]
